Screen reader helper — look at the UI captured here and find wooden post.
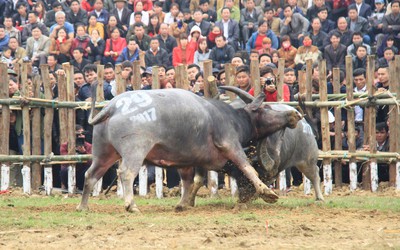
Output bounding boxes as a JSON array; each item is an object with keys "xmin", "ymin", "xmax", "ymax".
[
  {"xmin": 62, "ymin": 63, "xmax": 76, "ymax": 194},
  {"xmin": 40, "ymin": 65, "xmax": 53, "ymax": 195},
  {"xmin": 139, "ymin": 51, "xmax": 145, "ymax": 68},
  {"xmin": 345, "ymin": 55, "xmax": 357, "ymax": 191},
  {"xmin": 366, "ymin": 55, "xmax": 378, "ymax": 192},
  {"xmin": 115, "ymin": 64, "xmax": 125, "ymax": 95},
  {"xmin": 175, "ymin": 65, "xmax": 188, "ymax": 90},
  {"xmin": 21, "ymin": 62, "xmax": 31, "ymax": 194},
  {"xmin": 208, "ymin": 75, "xmax": 219, "ymax": 98},
  {"xmin": 305, "ymin": 59, "xmax": 313, "ymax": 115},
  {"xmin": 395, "ymin": 56, "xmax": 400, "ymax": 190},
  {"xmin": 31, "ymin": 74, "xmax": 42, "ymax": 191},
  {"xmin": 319, "ymin": 60, "xmax": 332, "ymax": 195},
  {"xmin": 276, "ymin": 58, "xmax": 285, "ymax": 102},
  {"xmin": 132, "ymin": 61, "xmax": 141, "ymax": 90},
  {"xmin": 389, "ymin": 58, "xmax": 399, "ymax": 187},
  {"xmin": 0, "ymin": 63, "xmax": 10, "ymax": 191},
  {"xmin": 151, "ymin": 66, "xmax": 160, "ymax": 90},
  {"xmin": 203, "ymin": 60, "xmax": 213, "ymax": 98},
  {"xmin": 92, "ymin": 65, "xmax": 104, "ymax": 196},
  {"xmin": 250, "ymin": 59, "xmax": 261, "ymax": 97},
  {"xmin": 225, "ymin": 63, "xmax": 236, "ymax": 101},
  {"xmin": 332, "ymin": 68, "xmax": 343, "ymax": 187}
]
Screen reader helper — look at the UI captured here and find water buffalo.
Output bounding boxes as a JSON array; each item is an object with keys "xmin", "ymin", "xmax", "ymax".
[
  {"xmin": 76, "ymin": 85, "xmax": 302, "ymax": 212},
  {"xmin": 183, "ymin": 87, "xmax": 324, "ymax": 206}
]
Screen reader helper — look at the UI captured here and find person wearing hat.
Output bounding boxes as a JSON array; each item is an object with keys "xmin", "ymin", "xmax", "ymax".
[
  {"xmin": 45, "ymin": 1, "xmax": 63, "ymax": 28},
  {"xmin": 110, "ymin": 0, "xmax": 132, "ymax": 32},
  {"xmin": 66, "ymin": 0, "xmax": 89, "ymax": 30}
]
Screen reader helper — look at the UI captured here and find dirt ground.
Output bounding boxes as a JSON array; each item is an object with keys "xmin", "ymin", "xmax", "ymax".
[{"xmin": 1, "ymin": 185, "xmax": 400, "ymax": 250}]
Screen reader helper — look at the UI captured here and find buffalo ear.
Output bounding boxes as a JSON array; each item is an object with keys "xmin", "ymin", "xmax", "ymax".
[{"xmin": 247, "ymin": 93, "xmax": 265, "ymax": 111}]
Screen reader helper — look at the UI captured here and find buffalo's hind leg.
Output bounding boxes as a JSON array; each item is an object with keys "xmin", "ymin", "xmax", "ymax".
[
  {"xmin": 119, "ymin": 158, "xmax": 141, "ymax": 213},
  {"xmin": 175, "ymin": 167, "xmax": 195, "ymax": 212},
  {"xmin": 297, "ymin": 163, "xmax": 324, "ymax": 201}
]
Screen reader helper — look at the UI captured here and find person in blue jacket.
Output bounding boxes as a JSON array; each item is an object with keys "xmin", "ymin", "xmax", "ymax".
[{"xmin": 246, "ymin": 20, "xmax": 279, "ymax": 53}]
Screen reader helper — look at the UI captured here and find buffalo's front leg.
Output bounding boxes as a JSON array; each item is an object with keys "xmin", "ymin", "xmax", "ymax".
[
  {"xmin": 175, "ymin": 167, "xmax": 195, "ymax": 212},
  {"xmin": 224, "ymin": 147, "xmax": 279, "ymax": 203}
]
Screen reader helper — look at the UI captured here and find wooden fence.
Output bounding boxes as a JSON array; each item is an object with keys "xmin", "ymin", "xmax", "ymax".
[{"xmin": 0, "ymin": 56, "xmax": 399, "ymax": 198}]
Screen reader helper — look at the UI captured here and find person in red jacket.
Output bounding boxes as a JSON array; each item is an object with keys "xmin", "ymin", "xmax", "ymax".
[
  {"xmin": 81, "ymin": 0, "xmax": 96, "ymax": 13},
  {"xmin": 172, "ymin": 33, "xmax": 197, "ymax": 66},
  {"xmin": 103, "ymin": 27, "xmax": 127, "ymax": 65},
  {"xmin": 248, "ymin": 66, "xmax": 291, "ymax": 102}
]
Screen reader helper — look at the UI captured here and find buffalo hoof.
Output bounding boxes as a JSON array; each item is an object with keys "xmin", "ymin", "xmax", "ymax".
[
  {"xmin": 125, "ymin": 203, "xmax": 141, "ymax": 213},
  {"xmin": 259, "ymin": 188, "xmax": 279, "ymax": 203},
  {"xmin": 174, "ymin": 204, "xmax": 189, "ymax": 212},
  {"xmin": 76, "ymin": 204, "xmax": 89, "ymax": 212}
]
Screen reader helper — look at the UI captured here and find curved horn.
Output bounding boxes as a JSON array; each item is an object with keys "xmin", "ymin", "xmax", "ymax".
[{"xmin": 218, "ymin": 86, "xmax": 255, "ymax": 104}]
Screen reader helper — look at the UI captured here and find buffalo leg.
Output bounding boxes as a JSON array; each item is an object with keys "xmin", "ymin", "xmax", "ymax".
[
  {"xmin": 188, "ymin": 167, "xmax": 207, "ymax": 206},
  {"xmin": 224, "ymin": 147, "xmax": 279, "ymax": 203},
  {"xmin": 175, "ymin": 167, "xmax": 195, "ymax": 211},
  {"xmin": 119, "ymin": 159, "xmax": 141, "ymax": 213},
  {"xmin": 297, "ymin": 163, "xmax": 324, "ymax": 201}
]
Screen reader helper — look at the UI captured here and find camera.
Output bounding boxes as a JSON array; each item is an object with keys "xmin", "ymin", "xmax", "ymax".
[
  {"xmin": 264, "ymin": 77, "xmax": 274, "ymax": 86},
  {"xmin": 76, "ymin": 137, "xmax": 85, "ymax": 147}
]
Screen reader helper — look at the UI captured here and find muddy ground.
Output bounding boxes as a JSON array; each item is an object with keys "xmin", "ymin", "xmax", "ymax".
[{"xmin": 1, "ymin": 185, "xmax": 400, "ymax": 249}]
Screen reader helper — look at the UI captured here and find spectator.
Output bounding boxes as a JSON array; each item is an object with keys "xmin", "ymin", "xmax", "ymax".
[
  {"xmin": 152, "ymin": 1, "xmax": 165, "ymax": 24},
  {"xmin": 47, "ymin": 54, "xmax": 62, "ymax": 73},
  {"xmin": 378, "ymin": 47, "xmax": 395, "ymax": 67},
  {"xmin": 87, "ymin": 13, "xmax": 105, "ymax": 39},
  {"xmin": 352, "ymin": 44, "xmax": 368, "ymax": 70},
  {"xmin": 217, "ymin": 0, "xmax": 240, "ymax": 22},
  {"xmin": 209, "ymin": 35, "xmax": 235, "ymax": 70},
  {"xmin": 3, "ymin": 16, "xmax": 21, "ymax": 46},
  {"xmin": 9, "ymin": 36, "xmax": 26, "ymax": 65},
  {"xmin": 279, "ymin": 0, "xmax": 304, "ymax": 19},
  {"xmin": 172, "ymin": 33, "xmax": 197, "ymax": 66},
  {"xmin": 50, "ymin": 11, "xmax": 75, "ymax": 40},
  {"xmin": 309, "ymin": 17, "xmax": 328, "ymax": 52},
  {"xmin": 165, "ymin": 66, "xmax": 176, "ymax": 87},
  {"xmin": 377, "ymin": 35, "xmax": 399, "ymax": 58},
  {"xmin": 12, "ymin": 1, "xmax": 28, "ymax": 30},
  {"xmin": 271, "ymin": 50, "xmax": 279, "ymax": 67},
  {"xmin": 66, "ymin": 0, "xmax": 88, "ymax": 30},
  {"xmin": 126, "ymin": 22, "xmax": 151, "ymax": 51},
  {"xmin": 215, "ymin": 7, "xmax": 240, "ymax": 51},
  {"xmin": 157, "ymin": 22, "xmax": 178, "ymax": 65},
  {"xmin": 375, "ymin": 66, "xmax": 390, "ymax": 123},
  {"xmin": 89, "ymin": 0, "xmax": 109, "ymax": 25},
  {"xmin": 110, "ymin": 0, "xmax": 131, "ymax": 33},
  {"xmin": 190, "ymin": 0, "xmax": 215, "ymax": 14},
  {"xmin": 0, "ymin": 25, "xmax": 10, "ymax": 52},
  {"xmin": 49, "ymin": 27, "xmax": 72, "ymax": 64},
  {"xmin": 347, "ymin": 32, "xmax": 371, "ymax": 58},
  {"xmin": 327, "ymin": 17, "xmax": 354, "ymax": 47},
  {"xmin": 368, "ymin": 0, "xmax": 385, "ymax": 45},
  {"xmin": 280, "ymin": 4, "xmax": 310, "ymax": 48},
  {"xmin": 352, "ymin": 68, "xmax": 367, "ymax": 133},
  {"xmin": 259, "ymin": 53, "xmax": 273, "ymax": 68},
  {"xmin": 169, "ymin": 11, "xmax": 188, "ymax": 44},
  {"xmin": 307, "ymin": 0, "xmax": 329, "ymax": 21},
  {"xmin": 346, "ymin": 6, "xmax": 370, "ymax": 44},
  {"xmin": 88, "ymin": 28, "xmax": 106, "ymax": 63},
  {"xmin": 60, "ymin": 125, "xmax": 92, "ymax": 191},
  {"xmin": 240, "ymin": 0, "xmax": 261, "ymax": 43},
  {"xmin": 324, "ymin": 32, "xmax": 346, "ymax": 73},
  {"xmin": 130, "ymin": 1, "xmax": 149, "ymax": 26},
  {"xmin": 207, "ymin": 25, "xmax": 221, "ymax": 49},
  {"xmin": 116, "ymin": 38, "xmax": 141, "ymax": 63},
  {"xmin": 81, "ymin": 0, "xmax": 96, "ymax": 13},
  {"xmin": 278, "ymin": 35, "xmax": 297, "ymax": 69},
  {"xmin": 45, "ymin": 1, "xmax": 63, "ymax": 28},
  {"xmin": 147, "ymin": 14, "xmax": 160, "ymax": 37},
  {"xmin": 257, "ymin": 37, "xmax": 276, "ymax": 56},
  {"xmin": 132, "ymin": 0, "xmax": 153, "ymax": 12},
  {"xmin": 71, "ymin": 48, "xmax": 91, "ymax": 72},
  {"xmin": 144, "ymin": 37, "xmax": 169, "ymax": 67},
  {"xmin": 26, "ymin": 25, "xmax": 50, "ymax": 66},
  {"xmin": 187, "ymin": 9, "xmax": 212, "ymax": 37},
  {"xmin": 231, "ymin": 54, "xmax": 244, "ymax": 68},
  {"xmin": 187, "ymin": 63, "xmax": 200, "ymax": 86},
  {"xmin": 34, "ymin": 1, "xmax": 46, "ymax": 23},
  {"xmin": 283, "ymin": 67, "xmax": 299, "ymax": 100},
  {"xmin": 164, "ymin": 2, "xmax": 180, "ymax": 25},
  {"xmin": 130, "ymin": 11, "xmax": 146, "ymax": 29},
  {"xmin": 194, "ymin": 37, "xmax": 210, "ymax": 69},
  {"xmin": 349, "ymin": 0, "xmax": 372, "ymax": 19},
  {"xmin": 381, "ymin": 1, "xmax": 400, "ymax": 46},
  {"xmin": 199, "ymin": 0, "xmax": 217, "ymax": 23},
  {"xmin": 1, "ymin": 46, "xmax": 13, "ymax": 66},
  {"xmin": 71, "ymin": 25, "xmax": 91, "ymax": 58},
  {"xmin": 330, "ymin": 0, "xmax": 351, "ymax": 23},
  {"xmin": 246, "ymin": 20, "xmax": 279, "ymax": 53},
  {"xmin": 317, "ymin": 6, "xmax": 335, "ymax": 34},
  {"xmin": 106, "ymin": 14, "xmax": 126, "ymax": 40},
  {"xmin": 294, "ymin": 36, "xmax": 320, "ymax": 71},
  {"xmin": 263, "ymin": 7, "xmax": 280, "ymax": 38},
  {"xmin": 249, "ymin": 66, "xmax": 291, "ymax": 101},
  {"xmin": 22, "ymin": 11, "xmax": 49, "ymax": 45},
  {"xmin": 193, "ymin": 71, "xmax": 205, "ymax": 95},
  {"xmin": 103, "ymin": 27, "xmax": 127, "ymax": 64},
  {"xmin": 104, "ymin": 63, "xmax": 117, "ymax": 99}
]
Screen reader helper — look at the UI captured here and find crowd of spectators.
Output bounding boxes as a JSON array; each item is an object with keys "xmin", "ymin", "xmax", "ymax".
[{"xmin": 1, "ymin": 0, "xmax": 396, "ymax": 190}]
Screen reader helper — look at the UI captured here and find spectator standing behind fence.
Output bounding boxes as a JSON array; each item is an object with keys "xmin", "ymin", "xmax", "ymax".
[
  {"xmin": 66, "ymin": 0, "xmax": 88, "ymax": 30},
  {"xmin": 324, "ymin": 32, "xmax": 346, "ymax": 73},
  {"xmin": 352, "ymin": 45, "xmax": 368, "ymax": 70},
  {"xmin": 71, "ymin": 48, "xmax": 91, "ymax": 72},
  {"xmin": 382, "ymin": 1, "xmax": 400, "ymax": 47},
  {"xmin": 378, "ymin": 47, "xmax": 395, "ymax": 67},
  {"xmin": 26, "ymin": 25, "xmax": 50, "ymax": 66},
  {"xmin": 209, "ymin": 35, "xmax": 235, "ymax": 70},
  {"xmin": 49, "ymin": 27, "xmax": 72, "ymax": 64},
  {"xmin": 327, "ymin": 17, "xmax": 354, "ymax": 47},
  {"xmin": 280, "ymin": 4, "xmax": 310, "ymax": 48},
  {"xmin": 172, "ymin": 33, "xmax": 197, "ymax": 66},
  {"xmin": 309, "ymin": 17, "xmax": 328, "ymax": 52},
  {"xmin": 60, "ymin": 125, "xmax": 92, "ymax": 191},
  {"xmin": 375, "ymin": 66, "xmax": 390, "ymax": 123},
  {"xmin": 103, "ymin": 27, "xmax": 127, "ymax": 64},
  {"xmin": 116, "ymin": 38, "xmax": 140, "ymax": 63},
  {"xmin": 157, "ymin": 23, "xmax": 178, "ymax": 65},
  {"xmin": 194, "ymin": 37, "xmax": 210, "ymax": 69},
  {"xmin": 215, "ymin": 7, "xmax": 240, "ymax": 51},
  {"xmin": 294, "ymin": 35, "xmax": 320, "ymax": 71}
]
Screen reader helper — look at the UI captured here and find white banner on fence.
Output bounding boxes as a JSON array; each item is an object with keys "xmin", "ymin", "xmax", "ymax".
[
  {"xmin": 230, "ymin": 177, "xmax": 237, "ymax": 197},
  {"xmin": 139, "ymin": 165, "xmax": 148, "ymax": 196},
  {"xmin": 92, "ymin": 178, "xmax": 103, "ymax": 196},
  {"xmin": 209, "ymin": 171, "xmax": 219, "ymax": 197},
  {"xmin": 155, "ymin": 167, "xmax": 163, "ymax": 199},
  {"xmin": 117, "ymin": 177, "xmax": 123, "ymax": 197},
  {"xmin": 1, "ymin": 164, "xmax": 10, "ymax": 191},
  {"xmin": 396, "ymin": 162, "xmax": 400, "ymax": 191},
  {"xmin": 323, "ymin": 163, "xmax": 332, "ymax": 195},
  {"xmin": 21, "ymin": 165, "xmax": 31, "ymax": 194},
  {"xmin": 303, "ymin": 175, "xmax": 311, "ymax": 195},
  {"xmin": 68, "ymin": 165, "xmax": 76, "ymax": 194},
  {"xmin": 279, "ymin": 171, "xmax": 286, "ymax": 193},
  {"xmin": 370, "ymin": 162, "xmax": 378, "ymax": 192},
  {"xmin": 349, "ymin": 162, "xmax": 357, "ymax": 191},
  {"xmin": 44, "ymin": 167, "xmax": 52, "ymax": 195}
]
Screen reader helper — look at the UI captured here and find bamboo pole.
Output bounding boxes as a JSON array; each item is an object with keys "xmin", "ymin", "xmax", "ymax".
[
  {"xmin": 250, "ymin": 59, "xmax": 261, "ymax": 97},
  {"xmin": 395, "ymin": 56, "xmax": 400, "ymax": 190},
  {"xmin": 203, "ymin": 60, "xmax": 213, "ymax": 98},
  {"xmin": 389, "ymin": 58, "xmax": 399, "ymax": 187},
  {"xmin": 0, "ymin": 154, "xmax": 92, "ymax": 162},
  {"xmin": 21, "ymin": 62, "xmax": 31, "ymax": 194},
  {"xmin": 363, "ymin": 56, "xmax": 378, "ymax": 192},
  {"xmin": 276, "ymin": 58, "xmax": 285, "ymax": 102},
  {"xmin": 115, "ymin": 64, "xmax": 125, "ymax": 95},
  {"xmin": 332, "ymin": 68, "xmax": 343, "ymax": 187},
  {"xmin": 0, "ymin": 63, "xmax": 10, "ymax": 191},
  {"xmin": 319, "ymin": 60, "xmax": 332, "ymax": 195},
  {"xmin": 224, "ymin": 63, "xmax": 236, "ymax": 101},
  {"xmin": 31, "ymin": 74, "xmax": 41, "ymax": 191},
  {"xmin": 132, "ymin": 61, "xmax": 141, "ymax": 90},
  {"xmin": 345, "ymin": 55, "xmax": 357, "ymax": 191},
  {"xmin": 40, "ymin": 65, "xmax": 53, "ymax": 195}
]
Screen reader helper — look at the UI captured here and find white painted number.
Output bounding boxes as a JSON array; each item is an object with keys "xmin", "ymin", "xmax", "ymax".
[
  {"xmin": 116, "ymin": 92, "xmax": 153, "ymax": 116},
  {"xmin": 130, "ymin": 107, "xmax": 157, "ymax": 123}
]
